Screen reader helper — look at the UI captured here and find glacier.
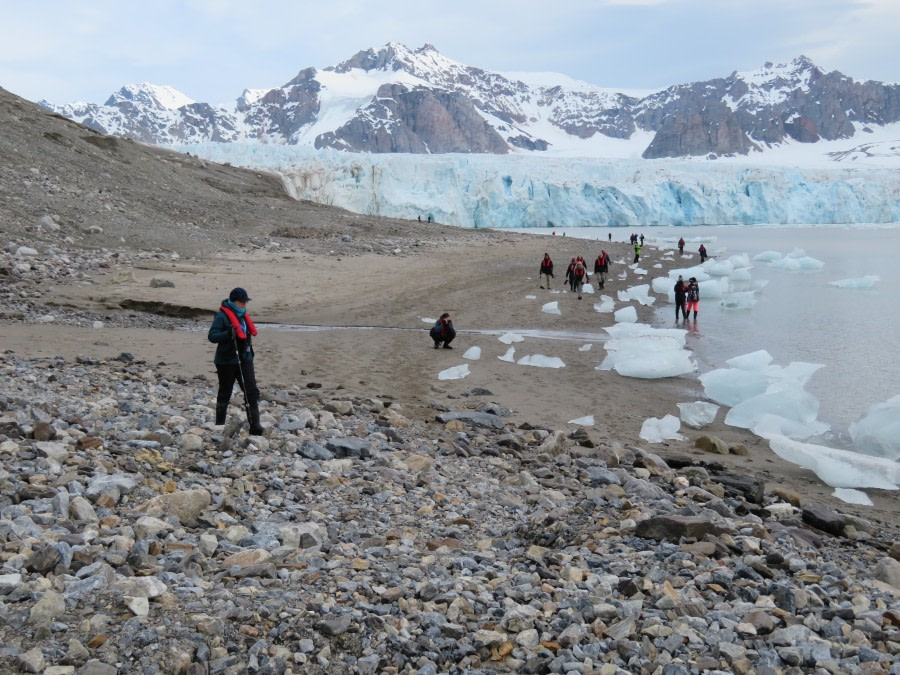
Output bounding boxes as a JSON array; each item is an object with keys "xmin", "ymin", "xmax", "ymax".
[{"xmin": 173, "ymin": 143, "xmax": 900, "ymax": 228}]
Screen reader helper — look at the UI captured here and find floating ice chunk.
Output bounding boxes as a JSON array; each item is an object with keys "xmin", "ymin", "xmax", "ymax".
[
  {"xmin": 605, "ymin": 323, "xmax": 687, "ymax": 340},
  {"xmin": 766, "ymin": 434, "xmax": 900, "ymax": 490},
  {"xmin": 772, "ymin": 252, "xmax": 824, "ymax": 271},
  {"xmin": 771, "ymin": 257, "xmax": 802, "ymax": 271},
  {"xmin": 498, "ymin": 331, "xmax": 525, "ymax": 344},
  {"xmin": 568, "ymin": 415, "xmax": 595, "ymax": 426},
  {"xmin": 705, "ymin": 260, "xmax": 734, "ymax": 276},
  {"xmin": 753, "ymin": 250, "xmax": 783, "ymax": 262},
  {"xmin": 438, "ymin": 364, "xmax": 470, "ymax": 381},
  {"xmin": 614, "ymin": 306, "xmax": 638, "ymax": 323},
  {"xmin": 832, "ymin": 488, "xmax": 873, "ymax": 506},
  {"xmin": 849, "ymin": 394, "xmax": 900, "ymax": 460},
  {"xmin": 498, "ymin": 347, "xmax": 516, "ymax": 362},
  {"xmin": 599, "ymin": 325, "xmax": 695, "ymax": 379},
  {"xmin": 670, "ymin": 265, "xmax": 710, "ymax": 282},
  {"xmin": 724, "ymin": 380, "xmax": 820, "ymax": 431},
  {"xmin": 699, "ymin": 277, "xmax": 729, "ymax": 299},
  {"xmin": 699, "ymin": 368, "xmax": 769, "ymax": 406},
  {"xmin": 726, "ymin": 350, "xmax": 773, "ymax": 371},
  {"xmin": 651, "ymin": 277, "xmax": 671, "ymax": 294},
  {"xmin": 728, "ymin": 253, "xmax": 752, "ymax": 269},
  {"xmin": 593, "ymin": 296, "xmax": 615, "ymax": 313},
  {"xmin": 765, "ymin": 361, "xmax": 825, "ymax": 387},
  {"xmin": 640, "ymin": 415, "xmax": 685, "ymax": 443},
  {"xmin": 463, "ymin": 346, "xmax": 481, "ymax": 360},
  {"xmin": 517, "ymin": 354, "xmax": 565, "ymax": 368},
  {"xmin": 729, "ymin": 268, "xmax": 752, "ymax": 282},
  {"xmin": 795, "ymin": 256, "xmax": 824, "ymax": 270},
  {"xmin": 578, "ymin": 344, "xmax": 592, "ymax": 352},
  {"xmin": 721, "ymin": 291, "xmax": 757, "ymax": 310},
  {"xmin": 751, "ymin": 279, "xmax": 769, "ymax": 291},
  {"xmin": 829, "ymin": 275, "xmax": 879, "ymax": 289},
  {"xmin": 618, "ymin": 284, "xmax": 655, "ymax": 306},
  {"xmin": 677, "ymin": 401, "xmax": 720, "ymax": 429},
  {"xmin": 750, "ymin": 413, "xmax": 829, "ymax": 441},
  {"xmin": 541, "ymin": 301, "xmax": 561, "ymax": 315}
]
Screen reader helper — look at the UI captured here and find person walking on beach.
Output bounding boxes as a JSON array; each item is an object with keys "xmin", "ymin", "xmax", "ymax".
[
  {"xmin": 608, "ymin": 232, "xmax": 612, "ymax": 242},
  {"xmin": 208, "ymin": 287, "xmax": 264, "ymax": 435},
  {"xmin": 594, "ymin": 249, "xmax": 610, "ymax": 289},
  {"xmin": 699, "ymin": 244, "xmax": 708, "ymax": 263},
  {"xmin": 678, "ymin": 237, "xmax": 685, "ymax": 255},
  {"xmin": 685, "ymin": 277, "xmax": 700, "ymax": 320},
  {"xmin": 539, "ymin": 253, "xmax": 554, "ymax": 288},
  {"xmin": 633, "ymin": 242, "xmax": 642, "ymax": 264},
  {"xmin": 565, "ymin": 258, "xmax": 577, "ymax": 291},
  {"xmin": 572, "ymin": 261, "xmax": 589, "ymax": 299},
  {"xmin": 639, "ymin": 234, "xmax": 644, "ymax": 245},
  {"xmin": 430, "ymin": 312, "xmax": 456, "ymax": 349},
  {"xmin": 673, "ymin": 275, "xmax": 687, "ymax": 321}
]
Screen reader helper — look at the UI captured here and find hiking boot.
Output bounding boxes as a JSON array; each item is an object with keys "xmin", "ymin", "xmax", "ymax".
[
  {"xmin": 442, "ymin": 344, "xmax": 453, "ymax": 349},
  {"xmin": 434, "ymin": 342, "xmax": 440, "ymax": 349},
  {"xmin": 215, "ymin": 404, "xmax": 228, "ymax": 426},
  {"xmin": 248, "ymin": 405, "xmax": 264, "ymax": 436}
]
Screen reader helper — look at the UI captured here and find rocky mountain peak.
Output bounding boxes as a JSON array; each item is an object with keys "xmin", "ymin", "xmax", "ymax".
[{"xmin": 103, "ymin": 83, "xmax": 194, "ymax": 111}]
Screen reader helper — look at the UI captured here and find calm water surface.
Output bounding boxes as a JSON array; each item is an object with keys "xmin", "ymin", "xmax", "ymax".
[{"xmin": 513, "ymin": 225, "xmax": 900, "ymax": 435}]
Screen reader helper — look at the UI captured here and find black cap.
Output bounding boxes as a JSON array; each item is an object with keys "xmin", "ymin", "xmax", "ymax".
[{"xmin": 229, "ymin": 287, "xmax": 251, "ymax": 302}]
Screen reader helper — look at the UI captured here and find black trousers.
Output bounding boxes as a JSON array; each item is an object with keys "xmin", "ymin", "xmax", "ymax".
[
  {"xmin": 216, "ymin": 360, "xmax": 260, "ymax": 407},
  {"xmin": 430, "ymin": 326, "xmax": 456, "ymax": 346}
]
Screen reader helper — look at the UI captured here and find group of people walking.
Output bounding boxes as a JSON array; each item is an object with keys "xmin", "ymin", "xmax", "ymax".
[{"xmin": 539, "ymin": 250, "xmax": 612, "ymax": 299}]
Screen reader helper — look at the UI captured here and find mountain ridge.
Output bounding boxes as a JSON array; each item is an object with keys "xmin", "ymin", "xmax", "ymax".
[{"xmin": 39, "ymin": 43, "xmax": 900, "ymax": 159}]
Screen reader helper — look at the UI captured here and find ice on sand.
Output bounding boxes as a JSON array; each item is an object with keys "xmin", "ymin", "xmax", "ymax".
[
  {"xmin": 832, "ymin": 488, "xmax": 873, "ymax": 506},
  {"xmin": 724, "ymin": 380, "xmax": 820, "ymax": 432},
  {"xmin": 640, "ymin": 415, "xmax": 685, "ymax": 443},
  {"xmin": 829, "ymin": 275, "xmax": 879, "ymax": 289},
  {"xmin": 541, "ymin": 301, "xmax": 561, "ymax": 315},
  {"xmin": 582, "ymin": 283, "xmax": 595, "ymax": 294},
  {"xmin": 751, "ymin": 413, "xmax": 829, "ymax": 441},
  {"xmin": 618, "ymin": 284, "xmax": 655, "ymax": 306},
  {"xmin": 517, "ymin": 354, "xmax": 565, "ymax": 368},
  {"xmin": 568, "ymin": 415, "xmax": 595, "ymax": 426},
  {"xmin": 462, "ymin": 346, "xmax": 481, "ymax": 360},
  {"xmin": 498, "ymin": 331, "xmax": 525, "ymax": 344},
  {"xmin": 422, "ymin": 317, "xmax": 436, "ymax": 323},
  {"xmin": 849, "ymin": 394, "xmax": 900, "ymax": 460},
  {"xmin": 677, "ymin": 401, "xmax": 720, "ymax": 429},
  {"xmin": 438, "ymin": 364, "xmax": 470, "ymax": 381},
  {"xmin": 766, "ymin": 434, "xmax": 900, "ymax": 491},
  {"xmin": 599, "ymin": 323, "xmax": 696, "ymax": 379},
  {"xmin": 498, "ymin": 347, "xmax": 516, "ymax": 362},
  {"xmin": 578, "ymin": 344, "xmax": 592, "ymax": 352},
  {"xmin": 593, "ymin": 296, "xmax": 615, "ymax": 313},
  {"xmin": 614, "ymin": 306, "xmax": 638, "ymax": 323},
  {"xmin": 525, "ymin": 294, "xmax": 537, "ymax": 299}
]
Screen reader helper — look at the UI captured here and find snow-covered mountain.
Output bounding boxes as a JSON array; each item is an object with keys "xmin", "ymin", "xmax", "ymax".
[{"xmin": 41, "ymin": 43, "xmax": 900, "ymax": 160}]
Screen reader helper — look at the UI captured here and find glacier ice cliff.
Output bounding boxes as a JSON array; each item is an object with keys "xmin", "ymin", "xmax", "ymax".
[{"xmin": 175, "ymin": 143, "xmax": 900, "ymax": 228}]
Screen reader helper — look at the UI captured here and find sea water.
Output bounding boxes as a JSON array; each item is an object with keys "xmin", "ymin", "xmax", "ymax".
[{"xmin": 512, "ymin": 224, "xmax": 900, "ymax": 438}]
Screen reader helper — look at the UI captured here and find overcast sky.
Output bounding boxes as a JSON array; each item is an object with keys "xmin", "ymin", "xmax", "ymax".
[{"xmin": 1, "ymin": 0, "xmax": 897, "ymax": 105}]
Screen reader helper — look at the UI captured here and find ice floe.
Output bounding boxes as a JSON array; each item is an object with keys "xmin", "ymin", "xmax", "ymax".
[
  {"xmin": 463, "ymin": 346, "xmax": 481, "ymax": 360},
  {"xmin": 438, "ymin": 364, "xmax": 470, "ymax": 381},
  {"xmin": 497, "ymin": 332, "xmax": 525, "ymax": 344},
  {"xmin": 498, "ymin": 347, "xmax": 516, "ymax": 362},
  {"xmin": 541, "ymin": 301, "xmax": 561, "ymax": 315},
  {"xmin": 517, "ymin": 354, "xmax": 566, "ymax": 368},
  {"xmin": 640, "ymin": 415, "xmax": 685, "ymax": 443},
  {"xmin": 849, "ymin": 394, "xmax": 900, "ymax": 460},
  {"xmin": 677, "ymin": 401, "xmax": 720, "ymax": 429},
  {"xmin": 568, "ymin": 415, "xmax": 595, "ymax": 426},
  {"xmin": 828, "ymin": 275, "xmax": 879, "ymax": 289}
]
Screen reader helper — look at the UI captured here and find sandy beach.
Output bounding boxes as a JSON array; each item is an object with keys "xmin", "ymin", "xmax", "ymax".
[{"xmin": 4, "ymin": 228, "xmax": 897, "ymax": 531}]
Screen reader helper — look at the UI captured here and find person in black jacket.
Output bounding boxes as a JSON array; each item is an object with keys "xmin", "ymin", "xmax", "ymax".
[
  {"xmin": 673, "ymin": 275, "xmax": 687, "ymax": 321},
  {"xmin": 430, "ymin": 313, "xmax": 456, "ymax": 349},
  {"xmin": 565, "ymin": 258, "xmax": 577, "ymax": 291},
  {"xmin": 686, "ymin": 277, "xmax": 701, "ymax": 320},
  {"xmin": 539, "ymin": 253, "xmax": 554, "ymax": 289},
  {"xmin": 593, "ymin": 250, "xmax": 610, "ymax": 289},
  {"xmin": 207, "ymin": 287, "xmax": 264, "ymax": 435}
]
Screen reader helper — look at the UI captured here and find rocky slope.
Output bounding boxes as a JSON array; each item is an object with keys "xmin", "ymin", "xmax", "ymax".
[{"xmin": 40, "ymin": 44, "xmax": 900, "ymax": 159}]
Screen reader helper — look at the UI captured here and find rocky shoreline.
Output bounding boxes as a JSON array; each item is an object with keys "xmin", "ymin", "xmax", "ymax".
[{"xmin": 2, "ymin": 333, "xmax": 900, "ymax": 674}]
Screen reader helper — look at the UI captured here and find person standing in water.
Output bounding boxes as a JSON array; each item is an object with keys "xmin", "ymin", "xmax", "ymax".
[
  {"xmin": 673, "ymin": 275, "xmax": 687, "ymax": 321},
  {"xmin": 685, "ymin": 277, "xmax": 700, "ymax": 320}
]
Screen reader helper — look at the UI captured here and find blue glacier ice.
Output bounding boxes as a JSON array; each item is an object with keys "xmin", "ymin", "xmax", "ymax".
[{"xmin": 174, "ymin": 143, "xmax": 900, "ymax": 228}]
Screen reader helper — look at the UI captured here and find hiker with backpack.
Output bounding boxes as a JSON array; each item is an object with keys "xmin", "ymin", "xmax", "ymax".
[
  {"xmin": 685, "ymin": 277, "xmax": 700, "ymax": 320},
  {"xmin": 572, "ymin": 261, "xmax": 589, "ymax": 299},
  {"xmin": 539, "ymin": 253, "xmax": 554, "ymax": 289},
  {"xmin": 594, "ymin": 250, "xmax": 610, "ymax": 289},
  {"xmin": 565, "ymin": 258, "xmax": 577, "ymax": 292}
]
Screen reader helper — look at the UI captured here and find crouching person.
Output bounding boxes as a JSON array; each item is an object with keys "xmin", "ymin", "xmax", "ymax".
[{"xmin": 430, "ymin": 312, "xmax": 456, "ymax": 349}]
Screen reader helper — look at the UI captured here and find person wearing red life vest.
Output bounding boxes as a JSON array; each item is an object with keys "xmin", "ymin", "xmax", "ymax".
[
  {"xmin": 207, "ymin": 287, "xmax": 264, "ymax": 435},
  {"xmin": 539, "ymin": 253, "xmax": 554, "ymax": 289},
  {"xmin": 572, "ymin": 261, "xmax": 589, "ymax": 300},
  {"xmin": 593, "ymin": 250, "xmax": 610, "ymax": 289}
]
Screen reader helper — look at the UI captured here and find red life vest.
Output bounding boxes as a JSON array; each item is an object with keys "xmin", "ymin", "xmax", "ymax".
[
  {"xmin": 541, "ymin": 259, "xmax": 552, "ymax": 271},
  {"xmin": 597, "ymin": 253, "xmax": 608, "ymax": 266},
  {"xmin": 574, "ymin": 266, "xmax": 586, "ymax": 280},
  {"xmin": 220, "ymin": 305, "xmax": 258, "ymax": 339}
]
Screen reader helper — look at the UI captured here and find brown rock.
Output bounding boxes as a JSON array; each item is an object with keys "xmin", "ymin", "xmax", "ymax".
[{"xmin": 695, "ymin": 435, "xmax": 728, "ymax": 454}]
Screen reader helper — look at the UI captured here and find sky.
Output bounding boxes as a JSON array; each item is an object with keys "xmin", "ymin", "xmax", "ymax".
[{"xmin": 1, "ymin": 0, "xmax": 898, "ymax": 105}]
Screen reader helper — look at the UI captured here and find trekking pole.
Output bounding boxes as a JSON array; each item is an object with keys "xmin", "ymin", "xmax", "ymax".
[{"xmin": 230, "ymin": 329, "xmax": 253, "ymax": 426}]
